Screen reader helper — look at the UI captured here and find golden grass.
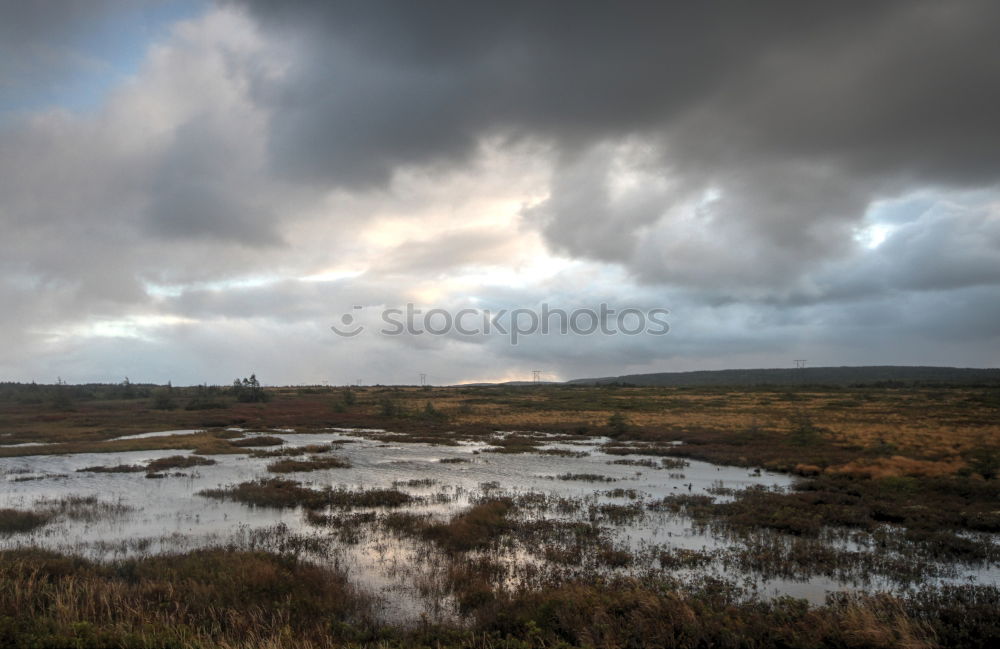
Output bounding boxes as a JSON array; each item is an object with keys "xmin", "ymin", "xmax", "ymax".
[
  {"xmin": 829, "ymin": 456, "xmax": 968, "ymax": 479},
  {"xmin": 3, "ymin": 385, "xmax": 998, "ymax": 475}
]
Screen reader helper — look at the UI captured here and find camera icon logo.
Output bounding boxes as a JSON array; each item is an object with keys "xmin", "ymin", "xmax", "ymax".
[{"xmin": 331, "ymin": 306, "xmax": 365, "ymax": 337}]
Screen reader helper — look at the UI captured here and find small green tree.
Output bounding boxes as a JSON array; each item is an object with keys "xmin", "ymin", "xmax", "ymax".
[
  {"xmin": 789, "ymin": 411, "xmax": 820, "ymax": 446},
  {"xmin": 185, "ymin": 384, "xmax": 226, "ymax": 410},
  {"xmin": 607, "ymin": 412, "xmax": 629, "ymax": 437},
  {"xmin": 51, "ymin": 386, "xmax": 74, "ymax": 412},
  {"xmin": 422, "ymin": 401, "xmax": 448, "ymax": 422},
  {"xmin": 119, "ymin": 377, "xmax": 136, "ymax": 399},
  {"xmin": 152, "ymin": 384, "xmax": 176, "ymax": 410},
  {"xmin": 233, "ymin": 374, "xmax": 269, "ymax": 403},
  {"xmin": 379, "ymin": 398, "xmax": 403, "ymax": 417}
]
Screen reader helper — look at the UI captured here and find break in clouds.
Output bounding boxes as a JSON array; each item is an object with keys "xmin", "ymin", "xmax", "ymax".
[{"xmin": 1, "ymin": 0, "xmax": 999, "ymax": 384}]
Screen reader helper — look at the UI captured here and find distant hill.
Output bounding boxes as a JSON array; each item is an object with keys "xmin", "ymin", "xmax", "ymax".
[{"xmin": 568, "ymin": 366, "xmax": 1000, "ymax": 387}]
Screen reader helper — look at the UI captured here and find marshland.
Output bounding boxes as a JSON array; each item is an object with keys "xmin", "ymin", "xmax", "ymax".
[{"xmin": 0, "ymin": 380, "xmax": 998, "ymax": 648}]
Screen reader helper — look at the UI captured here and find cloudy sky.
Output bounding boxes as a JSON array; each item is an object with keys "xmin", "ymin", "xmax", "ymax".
[{"xmin": 2, "ymin": 1, "xmax": 999, "ymax": 385}]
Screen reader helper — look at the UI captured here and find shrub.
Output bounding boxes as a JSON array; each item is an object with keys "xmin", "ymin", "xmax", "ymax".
[
  {"xmin": 607, "ymin": 411, "xmax": 629, "ymax": 436},
  {"xmin": 231, "ymin": 374, "xmax": 270, "ymax": 403},
  {"xmin": 151, "ymin": 386, "xmax": 176, "ymax": 410}
]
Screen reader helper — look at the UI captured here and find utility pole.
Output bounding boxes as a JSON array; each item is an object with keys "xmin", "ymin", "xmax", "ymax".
[
  {"xmin": 793, "ymin": 360, "xmax": 807, "ymax": 387},
  {"xmin": 532, "ymin": 370, "xmax": 542, "ymax": 383},
  {"xmin": 419, "ymin": 373, "xmax": 427, "ymax": 387}
]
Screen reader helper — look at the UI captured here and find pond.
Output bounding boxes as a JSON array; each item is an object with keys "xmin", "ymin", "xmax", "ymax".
[{"xmin": 1, "ymin": 428, "xmax": 995, "ymax": 624}]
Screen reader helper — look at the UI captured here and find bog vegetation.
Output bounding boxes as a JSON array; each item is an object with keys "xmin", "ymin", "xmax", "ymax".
[{"xmin": 1, "ymin": 378, "xmax": 998, "ymax": 647}]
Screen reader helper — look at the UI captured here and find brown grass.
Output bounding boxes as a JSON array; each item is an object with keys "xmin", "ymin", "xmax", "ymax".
[
  {"xmin": 3, "ymin": 384, "xmax": 998, "ymax": 477},
  {"xmin": 0, "ymin": 509, "xmax": 53, "ymax": 535},
  {"xmin": 199, "ymin": 479, "xmax": 413, "ymax": 510},
  {"xmin": 266, "ymin": 456, "xmax": 351, "ymax": 473},
  {"xmin": 145, "ymin": 454, "xmax": 217, "ymax": 471},
  {"xmin": 0, "ymin": 548, "xmax": 371, "ymax": 648}
]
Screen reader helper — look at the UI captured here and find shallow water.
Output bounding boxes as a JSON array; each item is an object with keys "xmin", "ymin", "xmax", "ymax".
[
  {"xmin": 1, "ymin": 428, "xmax": 996, "ymax": 623},
  {"xmin": 108, "ymin": 428, "xmax": 203, "ymax": 441}
]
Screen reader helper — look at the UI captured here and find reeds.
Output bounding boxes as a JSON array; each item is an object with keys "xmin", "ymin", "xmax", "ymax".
[
  {"xmin": 0, "ymin": 547, "xmax": 371, "ymax": 648},
  {"xmin": 199, "ymin": 478, "xmax": 413, "ymax": 509},
  {"xmin": 230, "ymin": 435, "xmax": 285, "ymax": 447},
  {"xmin": 0, "ymin": 509, "xmax": 52, "ymax": 535},
  {"xmin": 266, "ymin": 456, "xmax": 351, "ymax": 473}
]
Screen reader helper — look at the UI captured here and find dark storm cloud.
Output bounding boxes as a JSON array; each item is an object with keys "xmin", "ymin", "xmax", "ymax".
[
  {"xmin": 3, "ymin": 0, "xmax": 999, "ymax": 383},
  {"xmin": 234, "ymin": 1, "xmax": 899, "ymax": 184},
  {"xmin": 232, "ymin": 0, "xmax": 1000, "ymax": 289}
]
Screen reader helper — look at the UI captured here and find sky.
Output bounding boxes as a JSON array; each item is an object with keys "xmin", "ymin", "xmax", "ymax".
[{"xmin": 2, "ymin": 0, "xmax": 999, "ymax": 386}]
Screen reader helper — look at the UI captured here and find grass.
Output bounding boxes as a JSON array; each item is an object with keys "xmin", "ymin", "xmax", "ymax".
[
  {"xmin": 671, "ymin": 474, "xmax": 1000, "ymax": 537},
  {"xmin": 423, "ymin": 500, "xmax": 513, "ymax": 552},
  {"xmin": 199, "ymin": 479, "xmax": 413, "ymax": 510},
  {"xmin": 0, "ymin": 430, "xmax": 249, "ymax": 458},
  {"xmin": 35, "ymin": 495, "xmax": 133, "ymax": 523},
  {"xmin": 77, "ymin": 464, "xmax": 145, "ymax": 473},
  {"xmin": 199, "ymin": 478, "xmax": 324, "ymax": 508},
  {"xmin": 230, "ymin": 435, "xmax": 285, "ymax": 447},
  {"xmin": 382, "ymin": 500, "xmax": 521, "ymax": 553},
  {"xmin": 266, "ymin": 456, "xmax": 351, "ymax": 473},
  {"xmin": 4, "ymin": 383, "xmax": 997, "ymax": 475},
  {"xmin": 0, "ymin": 495, "xmax": 132, "ymax": 536},
  {"xmin": 77, "ymin": 455, "xmax": 216, "ymax": 475},
  {"xmin": 145, "ymin": 454, "xmax": 217, "ymax": 471},
  {"xmin": 555, "ymin": 473, "xmax": 617, "ymax": 482},
  {"xmin": 392, "ymin": 478, "xmax": 437, "ymax": 487},
  {"xmin": 3, "ymin": 383, "xmax": 1000, "ymax": 646},
  {"xmin": 0, "ymin": 509, "xmax": 52, "ymax": 535},
  {"xmin": 1, "ymin": 543, "xmax": 998, "ymax": 648},
  {"xmin": 324, "ymin": 487, "xmax": 413, "ymax": 509},
  {"xmin": 250, "ymin": 443, "xmax": 337, "ymax": 457},
  {"xmin": 0, "ymin": 547, "xmax": 371, "ymax": 648},
  {"xmin": 471, "ymin": 577, "xmax": 940, "ymax": 649},
  {"xmin": 199, "ymin": 478, "xmax": 328, "ymax": 508}
]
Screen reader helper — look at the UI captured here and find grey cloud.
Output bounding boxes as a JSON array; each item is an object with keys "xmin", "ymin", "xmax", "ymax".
[
  {"xmin": 3, "ymin": 1, "xmax": 1000, "ymax": 384},
  {"xmin": 877, "ymin": 205, "xmax": 1000, "ymax": 292},
  {"xmin": 236, "ymin": 1, "xmax": 895, "ymax": 186},
  {"xmin": 751, "ymin": 201, "xmax": 1000, "ymax": 306},
  {"xmin": 232, "ymin": 0, "xmax": 1000, "ymax": 293},
  {"xmin": 522, "ymin": 143, "xmax": 673, "ymax": 264},
  {"xmin": 146, "ymin": 117, "xmax": 283, "ymax": 246}
]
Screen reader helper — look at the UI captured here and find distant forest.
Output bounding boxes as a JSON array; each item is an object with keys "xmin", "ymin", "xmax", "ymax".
[{"xmin": 569, "ymin": 365, "xmax": 1000, "ymax": 387}]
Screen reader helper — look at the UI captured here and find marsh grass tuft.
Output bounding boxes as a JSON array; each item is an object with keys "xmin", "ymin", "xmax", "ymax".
[
  {"xmin": 145, "ymin": 454, "xmax": 216, "ymax": 471},
  {"xmin": 0, "ymin": 509, "xmax": 52, "ymax": 535},
  {"xmin": 266, "ymin": 455, "xmax": 352, "ymax": 473},
  {"xmin": 0, "ymin": 547, "xmax": 371, "ymax": 648},
  {"xmin": 251, "ymin": 443, "xmax": 337, "ymax": 458},
  {"xmin": 555, "ymin": 472, "xmax": 617, "ymax": 482},
  {"xmin": 230, "ymin": 435, "xmax": 285, "ymax": 447},
  {"xmin": 199, "ymin": 478, "xmax": 413, "ymax": 510},
  {"xmin": 77, "ymin": 464, "xmax": 145, "ymax": 473}
]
